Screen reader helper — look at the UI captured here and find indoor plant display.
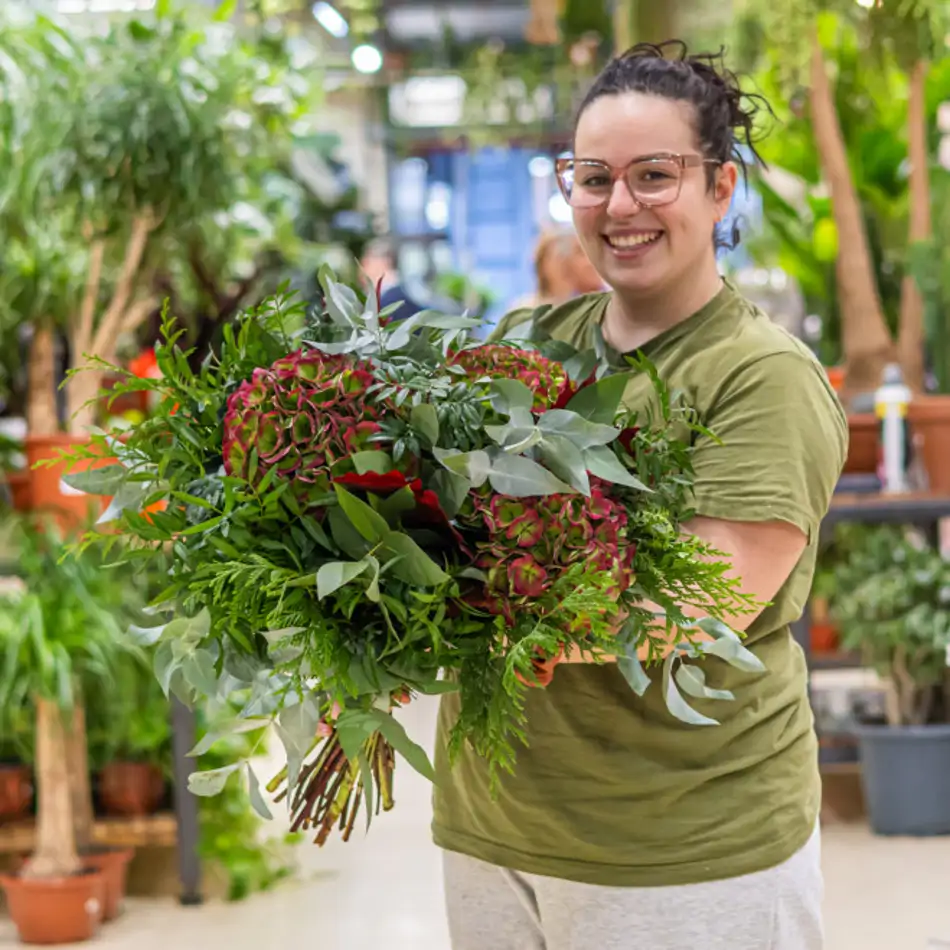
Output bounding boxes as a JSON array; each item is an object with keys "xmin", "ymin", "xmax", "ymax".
[
  {"xmin": 0, "ymin": 699, "xmax": 34, "ymax": 822},
  {"xmin": 833, "ymin": 524, "xmax": 950, "ymax": 835},
  {"xmin": 0, "ymin": 518, "xmax": 142, "ymax": 941}
]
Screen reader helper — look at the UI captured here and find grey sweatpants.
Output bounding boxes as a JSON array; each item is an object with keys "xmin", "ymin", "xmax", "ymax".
[{"xmin": 443, "ymin": 825, "xmax": 823, "ymax": 950}]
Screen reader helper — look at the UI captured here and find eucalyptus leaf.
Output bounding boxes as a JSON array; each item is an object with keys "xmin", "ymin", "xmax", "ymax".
[
  {"xmin": 537, "ymin": 434, "xmax": 591, "ymax": 495},
  {"xmin": 316, "ymin": 560, "xmax": 371, "ymax": 600},
  {"xmin": 188, "ymin": 763, "xmax": 240, "ymax": 797},
  {"xmin": 485, "ymin": 452, "xmax": 575, "ymax": 498},
  {"xmin": 434, "ymin": 448, "xmax": 490, "ymax": 488},
  {"xmin": 490, "ymin": 378, "xmax": 535, "ymax": 415},
  {"xmin": 276, "ymin": 697, "xmax": 322, "ymax": 792},
  {"xmin": 328, "ymin": 506, "xmax": 371, "ymax": 560},
  {"xmin": 616, "ymin": 639, "xmax": 652, "ymax": 696},
  {"xmin": 96, "ymin": 481, "xmax": 151, "ymax": 525},
  {"xmin": 662, "ymin": 655, "xmax": 719, "ymax": 726},
  {"xmin": 246, "ymin": 763, "xmax": 273, "ymax": 820},
  {"xmin": 583, "ymin": 445, "xmax": 652, "ymax": 492},
  {"xmin": 430, "ymin": 469, "xmax": 469, "ymax": 519},
  {"xmin": 188, "ymin": 718, "xmax": 271, "ymax": 757},
  {"xmin": 538, "ymin": 410, "xmax": 619, "ymax": 449},
  {"xmin": 675, "ymin": 664, "xmax": 735, "ymax": 702},
  {"xmin": 61, "ymin": 463, "xmax": 127, "ymax": 496},
  {"xmin": 700, "ymin": 636, "xmax": 767, "ymax": 673}
]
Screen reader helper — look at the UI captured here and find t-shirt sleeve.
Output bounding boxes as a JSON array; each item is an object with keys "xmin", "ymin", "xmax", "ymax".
[{"xmin": 688, "ymin": 352, "xmax": 847, "ymax": 541}]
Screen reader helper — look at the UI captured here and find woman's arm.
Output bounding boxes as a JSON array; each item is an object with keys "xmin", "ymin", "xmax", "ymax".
[{"xmin": 560, "ymin": 515, "xmax": 807, "ymax": 664}]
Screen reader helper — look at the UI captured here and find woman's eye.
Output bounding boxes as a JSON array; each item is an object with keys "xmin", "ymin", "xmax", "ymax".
[
  {"xmin": 579, "ymin": 174, "xmax": 610, "ymax": 188},
  {"xmin": 641, "ymin": 170, "xmax": 674, "ymax": 182}
]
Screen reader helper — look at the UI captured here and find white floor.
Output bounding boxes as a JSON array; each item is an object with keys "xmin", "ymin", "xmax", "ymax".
[{"xmin": 2, "ymin": 697, "xmax": 949, "ymax": 949}]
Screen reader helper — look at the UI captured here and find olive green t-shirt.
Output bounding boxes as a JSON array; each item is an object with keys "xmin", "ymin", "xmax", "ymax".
[{"xmin": 432, "ymin": 283, "xmax": 847, "ymax": 887}]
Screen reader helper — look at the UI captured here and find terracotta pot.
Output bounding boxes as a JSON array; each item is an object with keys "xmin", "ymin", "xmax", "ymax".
[
  {"xmin": 0, "ymin": 868, "xmax": 105, "ymax": 944},
  {"xmin": 810, "ymin": 621, "xmax": 839, "ymax": 654},
  {"xmin": 0, "ymin": 763, "xmax": 33, "ymax": 820},
  {"xmin": 844, "ymin": 413, "xmax": 878, "ymax": 475},
  {"xmin": 98, "ymin": 762, "xmax": 165, "ymax": 817},
  {"xmin": 24, "ymin": 435, "xmax": 113, "ymax": 533},
  {"xmin": 4, "ymin": 471, "xmax": 32, "ymax": 511},
  {"xmin": 909, "ymin": 395, "xmax": 950, "ymax": 494},
  {"xmin": 825, "ymin": 365, "xmax": 846, "ymax": 393},
  {"xmin": 81, "ymin": 848, "xmax": 134, "ymax": 921}
]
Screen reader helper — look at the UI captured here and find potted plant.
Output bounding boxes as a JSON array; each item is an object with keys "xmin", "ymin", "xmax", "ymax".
[
  {"xmin": 0, "ymin": 697, "xmax": 34, "ymax": 822},
  {"xmin": 0, "ymin": 518, "xmax": 142, "ymax": 941},
  {"xmin": 833, "ymin": 524, "xmax": 950, "ymax": 836},
  {"xmin": 88, "ymin": 653, "xmax": 171, "ymax": 820}
]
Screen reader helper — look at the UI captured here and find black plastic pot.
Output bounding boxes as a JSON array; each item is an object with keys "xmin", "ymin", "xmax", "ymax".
[{"xmin": 856, "ymin": 723, "xmax": 950, "ymax": 836}]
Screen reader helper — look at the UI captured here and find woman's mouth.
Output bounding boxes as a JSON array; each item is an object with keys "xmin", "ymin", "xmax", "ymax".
[{"xmin": 603, "ymin": 231, "xmax": 663, "ymax": 256}]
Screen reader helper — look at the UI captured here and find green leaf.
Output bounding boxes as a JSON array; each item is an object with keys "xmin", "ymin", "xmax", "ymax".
[
  {"xmin": 410, "ymin": 403, "xmax": 440, "ymax": 445},
  {"xmin": 97, "ymin": 481, "xmax": 151, "ymax": 525},
  {"xmin": 430, "ymin": 469, "xmax": 469, "ymax": 519},
  {"xmin": 674, "ymin": 664, "xmax": 735, "ymax": 702},
  {"xmin": 352, "ymin": 451, "xmax": 394, "ymax": 475},
  {"xmin": 485, "ymin": 452, "xmax": 575, "ymax": 497},
  {"xmin": 188, "ymin": 764, "xmax": 240, "ymax": 797},
  {"xmin": 61, "ymin": 463, "xmax": 127, "ymax": 496},
  {"xmin": 537, "ymin": 434, "xmax": 590, "ymax": 495},
  {"xmin": 188, "ymin": 719, "xmax": 271, "ymax": 757},
  {"xmin": 490, "ymin": 378, "xmax": 535, "ymax": 415},
  {"xmin": 180, "ymin": 649, "xmax": 219, "ymax": 697},
  {"xmin": 538, "ymin": 410, "xmax": 618, "ymax": 449},
  {"xmin": 484, "ymin": 423, "xmax": 542, "ymax": 454},
  {"xmin": 246, "ymin": 763, "xmax": 273, "ymax": 820},
  {"xmin": 434, "ymin": 448, "xmax": 490, "ymax": 487},
  {"xmin": 563, "ymin": 348, "xmax": 598, "ymax": 384},
  {"xmin": 316, "ymin": 560, "xmax": 371, "ymax": 600},
  {"xmin": 382, "ymin": 531, "xmax": 449, "ymax": 586},
  {"xmin": 662, "ymin": 655, "xmax": 719, "ymax": 726},
  {"xmin": 368, "ymin": 709, "xmax": 436, "ymax": 782},
  {"xmin": 328, "ymin": 506, "xmax": 371, "ymax": 560},
  {"xmin": 336, "ymin": 710, "xmax": 378, "ymax": 760},
  {"xmin": 616, "ymin": 638, "xmax": 652, "ymax": 696},
  {"xmin": 699, "ymin": 636, "xmax": 766, "ymax": 674},
  {"xmin": 334, "ymin": 486, "xmax": 389, "ymax": 541},
  {"xmin": 276, "ymin": 698, "xmax": 321, "ymax": 792},
  {"xmin": 566, "ymin": 372, "xmax": 632, "ymax": 424},
  {"xmin": 583, "ymin": 445, "xmax": 652, "ymax": 492}
]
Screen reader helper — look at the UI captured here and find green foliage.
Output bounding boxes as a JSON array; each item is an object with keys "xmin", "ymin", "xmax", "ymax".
[
  {"xmin": 0, "ymin": 516, "xmax": 144, "ymax": 716},
  {"xmin": 832, "ymin": 524, "xmax": 950, "ymax": 726},
  {"xmin": 61, "ymin": 274, "xmax": 760, "ymax": 838}
]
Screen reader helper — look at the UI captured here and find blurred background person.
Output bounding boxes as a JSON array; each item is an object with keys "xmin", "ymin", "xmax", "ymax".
[{"xmin": 510, "ymin": 229, "xmax": 605, "ymax": 311}]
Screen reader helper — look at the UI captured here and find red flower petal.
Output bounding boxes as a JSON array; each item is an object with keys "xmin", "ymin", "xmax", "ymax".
[{"xmin": 333, "ymin": 470, "xmax": 410, "ymax": 495}]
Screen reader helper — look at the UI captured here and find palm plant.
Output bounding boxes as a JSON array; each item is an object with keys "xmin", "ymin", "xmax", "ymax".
[{"xmin": 0, "ymin": 518, "xmax": 142, "ymax": 878}]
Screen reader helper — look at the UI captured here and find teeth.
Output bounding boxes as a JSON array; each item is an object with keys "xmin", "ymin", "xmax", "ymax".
[{"xmin": 608, "ymin": 233, "xmax": 661, "ymax": 248}]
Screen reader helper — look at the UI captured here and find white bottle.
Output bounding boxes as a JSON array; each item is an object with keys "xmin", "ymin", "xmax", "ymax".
[{"xmin": 875, "ymin": 363, "xmax": 912, "ymax": 494}]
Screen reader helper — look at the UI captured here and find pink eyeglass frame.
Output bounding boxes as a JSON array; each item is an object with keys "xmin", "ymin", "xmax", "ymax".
[{"xmin": 554, "ymin": 152, "xmax": 722, "ymax": 208}]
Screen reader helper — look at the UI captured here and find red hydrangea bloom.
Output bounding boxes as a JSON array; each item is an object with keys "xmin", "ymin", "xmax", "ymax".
[
  {"xmin": 223, "ymin": 349, "xmax": 378, "ymax": 502},
  {"xmin": 452, "ymin": 345, "xmax": 567, "ymax": 410}
]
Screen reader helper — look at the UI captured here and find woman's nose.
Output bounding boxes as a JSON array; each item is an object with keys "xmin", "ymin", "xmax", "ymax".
[{"xmin": 606, "ymin": 178, "xmax": 642, "ymax": 217}]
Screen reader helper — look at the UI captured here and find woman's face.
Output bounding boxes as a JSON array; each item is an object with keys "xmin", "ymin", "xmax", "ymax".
[{"xmin": 571, "ymin": 92, "xmax": 737, "ymax": 300}]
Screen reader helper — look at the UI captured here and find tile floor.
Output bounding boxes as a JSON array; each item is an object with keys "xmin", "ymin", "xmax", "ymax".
[{"xmin": 2, "ymin": 697, "xmax": 948, "ymax": 949}]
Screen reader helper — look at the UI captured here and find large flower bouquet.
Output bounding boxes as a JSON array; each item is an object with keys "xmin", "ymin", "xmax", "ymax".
[{"xmin": 62, "ymin": 271, "xmax": 762, "ymax": 844}]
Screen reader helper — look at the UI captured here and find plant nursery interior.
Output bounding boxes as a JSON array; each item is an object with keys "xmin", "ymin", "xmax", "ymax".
[{"xmin": 1, "ymin": 0, "xmax": 950, "ymax": 949}]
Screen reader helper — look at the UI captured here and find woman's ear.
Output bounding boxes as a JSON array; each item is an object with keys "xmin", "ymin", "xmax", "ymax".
[{"xmin": 715, "ymin": 162, "xmax": 739, "ymax": 216}]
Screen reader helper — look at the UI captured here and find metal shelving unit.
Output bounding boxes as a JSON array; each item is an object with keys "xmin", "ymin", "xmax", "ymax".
[{"xmin": 792, "ymin": 492, "xmax": 950, "ymax": 767}]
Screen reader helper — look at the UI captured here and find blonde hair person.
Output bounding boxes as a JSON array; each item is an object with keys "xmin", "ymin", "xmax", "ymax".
[{"xmin": 512, "ymin": 229, "xmax": 604, "ymax": 311}]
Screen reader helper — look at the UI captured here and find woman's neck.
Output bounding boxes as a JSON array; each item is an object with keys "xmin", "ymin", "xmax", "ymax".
[{"xmin": 603, "ymin": 262, "xmax": 724, "ymax": 354}]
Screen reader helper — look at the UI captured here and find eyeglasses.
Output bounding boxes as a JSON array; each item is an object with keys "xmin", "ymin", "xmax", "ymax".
[{"xmin": 555, "ymin": 153, "xmax": 720, "ymax": 209}]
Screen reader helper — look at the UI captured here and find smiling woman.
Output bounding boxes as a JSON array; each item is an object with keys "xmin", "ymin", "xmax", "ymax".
[{"xmin": 434, "ymin": 41, "xmax": 847, "ymax": 950}]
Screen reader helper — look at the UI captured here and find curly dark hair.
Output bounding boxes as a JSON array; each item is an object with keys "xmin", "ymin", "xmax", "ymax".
[{"xmin": 575, "ymin": 41, "xmax": 772, "ymax": 250}]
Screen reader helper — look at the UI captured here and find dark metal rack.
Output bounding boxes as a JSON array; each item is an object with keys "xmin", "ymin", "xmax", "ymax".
[{"xmin": 791, "ymin": 492, "xmax": 950, "ymax": 767}]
